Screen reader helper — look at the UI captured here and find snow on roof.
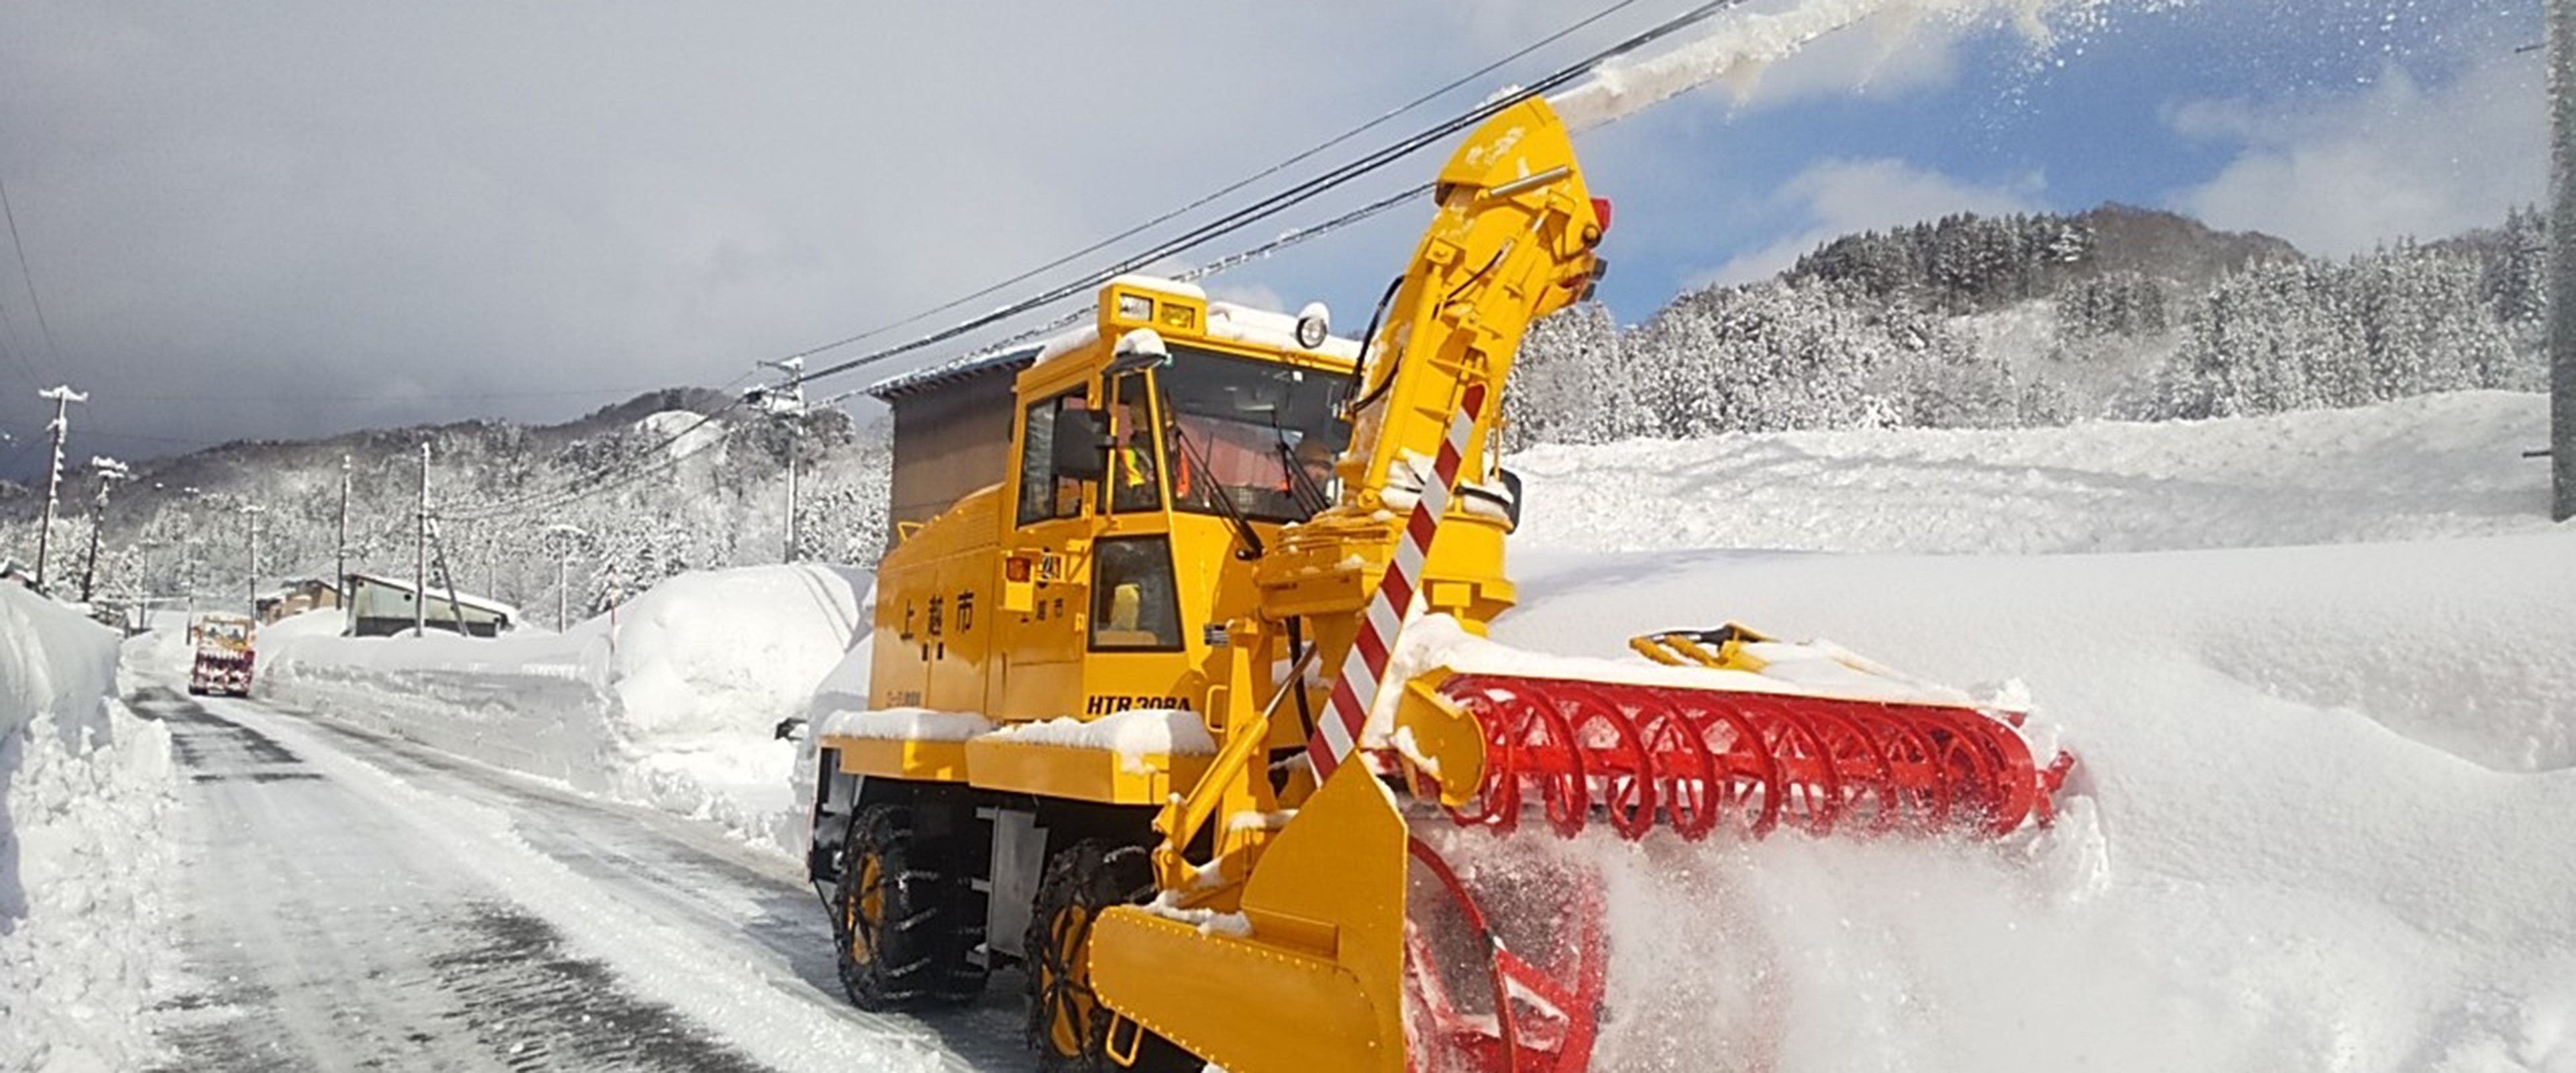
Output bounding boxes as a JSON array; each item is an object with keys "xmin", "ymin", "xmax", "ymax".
[
  {"xmin": 1205, "ymin": 301, "xmax": 1363, "ymax": 361},
  {"xmin": 865, "ymin": 342, "xmax": 1046, "ymax": 402},
  {"xmin": 347, "ymin": 572, "xmax": 519, "ymax": 618},
  {"xmin": 1032, "ymin": 325, "xmax": 1102, "ymax": 367},
  {"xmin": 870, "ymin": 284, "xmax": 1358, "ymax": 402}
]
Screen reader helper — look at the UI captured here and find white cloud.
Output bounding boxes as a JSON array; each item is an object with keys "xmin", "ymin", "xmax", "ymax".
[
  {"xmin": 1696, "ymin": 158, "xmax": 2046, "ymax": 286},
  {"xmin": 2163, "ymin": 56, "xmax": 2543, "ymax": 256}
]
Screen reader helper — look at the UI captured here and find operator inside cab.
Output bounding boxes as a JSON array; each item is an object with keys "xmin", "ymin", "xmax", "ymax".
[{"xmin": 1155, "ymin": 347, "xmax": 1351, "ymax": 522}]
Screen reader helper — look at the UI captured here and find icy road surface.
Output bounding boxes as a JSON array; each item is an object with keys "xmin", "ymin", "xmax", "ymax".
[{"xmin": 136, "ymin": 685, "xmax": 1024, "ymax": 1072}]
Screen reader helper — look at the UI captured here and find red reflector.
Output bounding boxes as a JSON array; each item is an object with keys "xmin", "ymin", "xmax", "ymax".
[
  {"xmin": 1006, "ymin": 557, "xmax": 1032, "ymax": 583},
  {"xmin": 1589, "ymin": 197, "xmax": 1613, "ymax": 232}
]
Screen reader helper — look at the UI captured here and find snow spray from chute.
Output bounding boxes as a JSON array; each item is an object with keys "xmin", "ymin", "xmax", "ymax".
[{"xmin": 1545, "ymin": 0, "xmax": 2145, "ymax": 131}]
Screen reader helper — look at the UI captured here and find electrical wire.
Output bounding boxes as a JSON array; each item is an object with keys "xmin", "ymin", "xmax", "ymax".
[
  {"xmin": 780, "ymin": 0, "xmax": 1659, "ymax": 363},
  {"xmin": 0, "ymin": 176, "xmax": 61, "ymax": 368},
  {"xmin": 270, "ymin": 1, "xmax": 1739, "ymax": 526},
  {"xmin": 449, "ymin": 408, "xmax": 747, "ymax": 522},
  {"xmin": 788, "ymin": 0, "xmax": 1748, "ymax": 392},
  {"xmin": 445, "ymin": 1, "xmax": 1741, "ymax": 522},
  {"xmin": 417, "ymin": 368, "xmax": 767, "ymax": 521},
  {"xmin": 442, "ymin": 400, "xmax": 747, "ymax": 521}
]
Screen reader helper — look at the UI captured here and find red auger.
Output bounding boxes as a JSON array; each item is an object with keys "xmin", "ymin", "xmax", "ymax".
[
  {"xmin": 1398, "ymin": 668, "xmax": 2078, "ymax": 1072},
  {"xmin": 1436, "ymin": 673, "xmax": 2074, "ymax": 842}
]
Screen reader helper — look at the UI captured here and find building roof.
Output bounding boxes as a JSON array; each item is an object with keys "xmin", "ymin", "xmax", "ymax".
[
  {"xmin": 865, "ymin": 343, "xmax": 1044, "ymax": 402},
  {"xmin": 347, "ymin": 571, "xmax": 518, "ymax": 618}
]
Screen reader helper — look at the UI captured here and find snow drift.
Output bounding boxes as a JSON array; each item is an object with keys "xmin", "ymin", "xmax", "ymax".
[
  {"xmin": 1446, "ymin": 391, "xmax": 2576, "ymax": 1072},
  {"xmin": 0, "ymin": 585, "xmax": 176, "ymax": 1072},
  {"xmin": 254, "ymin": 563, "xmax": 870, "ymax": 854}
]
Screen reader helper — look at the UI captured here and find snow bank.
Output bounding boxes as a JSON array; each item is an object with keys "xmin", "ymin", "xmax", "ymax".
[
  {"xmin": 1440, "ymin": 393, "xmax": 2576, "ymax": 1071},
  {"xmin": 0, "ymin": 585, "xmax": 176, "ymax": 1072},
  {"xmin": 1462, "ymin": 534, "xmax": 2576, "ymax": 1072},
  {"xmin": 1509, "ymin": 392, "xmax": 2555, "ymax": 555},
  {"xmin": 258, "ymin": 564, "xmax": 870, "ymax": 855}
]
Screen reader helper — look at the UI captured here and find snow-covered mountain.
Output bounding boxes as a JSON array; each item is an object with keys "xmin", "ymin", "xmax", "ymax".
[
  {"xmin": 0, "ymin": 389, "xmax": 892, "ymax": 619},
  {"xmin": 1505, "ymin": 204, "xmax": 2549, "ymax": 446}
]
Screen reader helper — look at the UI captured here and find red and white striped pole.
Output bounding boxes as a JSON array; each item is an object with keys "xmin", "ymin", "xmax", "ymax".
[{"xmin": 1307, "ymin": 383, "xmax": 1488, "ymax": 783}]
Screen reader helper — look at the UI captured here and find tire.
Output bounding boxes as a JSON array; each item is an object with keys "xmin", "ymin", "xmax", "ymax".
[
  {"xmin": 831, "ymin": 803, "xmax": 986, "ymax": 1011},
  {"xmin": 1024, "ymin": 840, "xmax": 1199, "ymax": 1073}
]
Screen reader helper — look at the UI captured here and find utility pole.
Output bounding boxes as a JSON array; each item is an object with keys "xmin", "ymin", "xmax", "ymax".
[
  {"xmin": 543, "ymin": 523, "xmax": 588, "ymax": 632},
  {"xmin": 337, "ymin": 454, "xmax": 352, "ymax": 604},
  {"xmin": 2551, "ymin": 0, "xmax": 2575, "ymax": 520},
  {"xmin": 415, "ymin": 442, "xmax": 429, "ymax": 636},
  {"xmin": 755, "ymin": 357, "xmax": 807, "ymax": 561},
  {"xmin": 32, "ymin": 384, "xmax": 85, "ymax": 591},
  {"xmin": 179, "ymin": 486, "xmax": 200, "ymax": 622},
  {"xmin": 243, "ymin": 503, "xmax": 264, "ymax": 619},
  {"xmin": 78, "ymin": 455, "xmax": 129, "ymax": 602}
]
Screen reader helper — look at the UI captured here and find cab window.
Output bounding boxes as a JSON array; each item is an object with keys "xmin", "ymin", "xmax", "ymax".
[
  {"xmin": 1089, "ymin": 536, "xmax": 1182, "ymax": 651},
  {"xmin": 1161, "ymin": 346, "xmax": 1350, "ymax": 522},
  {"xmin": 1104, "ymin": 374, "xmax": 1163, "ymax": 514},
  {"xmin": 1016, "ymin": 391, "xmax": 1091, "ymax": 526}
]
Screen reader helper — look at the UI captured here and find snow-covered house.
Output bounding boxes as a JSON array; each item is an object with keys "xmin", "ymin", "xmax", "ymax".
[
  {"xmin": 255, "ymin": 577, "xmax": 341, "ymax": 624},
  {"xmin": 344, "ymin": 572, "xmax": 515, "ymax": 637}
]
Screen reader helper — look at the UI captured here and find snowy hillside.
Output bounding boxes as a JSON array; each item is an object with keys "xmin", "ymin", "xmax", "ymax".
[{"xmin": 1505, "ymin": 206, "xmax": 2547, "ymax": 447}]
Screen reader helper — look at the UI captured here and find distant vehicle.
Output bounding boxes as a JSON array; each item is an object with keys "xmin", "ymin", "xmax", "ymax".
[{"xmin": 188, "ymin": 613, "xmax": 256, "ymax": 697}]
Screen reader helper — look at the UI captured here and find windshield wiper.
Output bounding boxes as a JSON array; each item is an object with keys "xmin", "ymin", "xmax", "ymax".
[
  {"xmin": 1156, "ymin": 381, "xmax": 1267, "ymax": 561},
  {"xmin": 1271, "ymin": 425, "xmax": 1332, "ymax": 518}
]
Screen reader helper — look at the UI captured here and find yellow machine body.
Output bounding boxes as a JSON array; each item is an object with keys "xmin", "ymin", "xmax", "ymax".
[
  {"xmin": 811, "ymin": 97, "xmax": 1608, "ymax": 1072},
  {"xmin": 830, "ymin": 275, "xmax": 1361, "ymax": 804}
]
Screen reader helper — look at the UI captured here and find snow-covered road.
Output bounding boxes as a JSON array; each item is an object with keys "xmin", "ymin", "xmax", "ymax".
[{"xmin": 137, "ymin": 685, "xmax": 1024, "ymax": 1072}]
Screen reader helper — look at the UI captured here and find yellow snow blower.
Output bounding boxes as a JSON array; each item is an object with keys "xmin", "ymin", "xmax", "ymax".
[{"xmin": 804, "ymin": 96, "xmax": 2072, "ymax": 1072}]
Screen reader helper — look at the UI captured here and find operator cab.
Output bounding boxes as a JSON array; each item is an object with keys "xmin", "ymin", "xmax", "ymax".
[{"xmin": 998, "ymin": 276, "xmax": 1358, "ymax": 716}]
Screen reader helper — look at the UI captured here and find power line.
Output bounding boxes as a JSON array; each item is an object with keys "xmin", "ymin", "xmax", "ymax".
[
  {"xmin": 787, "ymin": 0, "xmax": 1748, "ymax": 393},
  {"xmin": 450, "ymin": 406, "xmax": 747, "ymax": 523},
  {"xmin": 409, "ymin": 1, "xmax": 1665, "ymax": 526},
  {"xmin": 443, "ymin": 397, "xmax": 749, "ymax": 521},
  {"xmin": 0, "ymin": 176, "xmax": 62, "ymax": 365},
  {"xmin": 792, "ymin": 0, "xmax": 1660, "ymax": 363}
]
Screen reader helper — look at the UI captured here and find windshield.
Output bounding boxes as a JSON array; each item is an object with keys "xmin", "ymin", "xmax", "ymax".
[{"xmin": 1159, "ymin": 345, "xmax": 1350, "ymax": 523}]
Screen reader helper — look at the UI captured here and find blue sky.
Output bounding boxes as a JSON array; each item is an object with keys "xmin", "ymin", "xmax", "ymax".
[
  {"xmin": 0, "ymin": 0, "xmax": 2549, "ymax": 473},
  {"xmin": 1228, "ymin": 0, "xmax": 2544, "ymax": 326}
]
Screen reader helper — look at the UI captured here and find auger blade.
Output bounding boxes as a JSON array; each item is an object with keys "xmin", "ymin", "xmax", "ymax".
[{"xmin": 1432, "ymin": 673, "xmax": 2073, "ymax": 843}]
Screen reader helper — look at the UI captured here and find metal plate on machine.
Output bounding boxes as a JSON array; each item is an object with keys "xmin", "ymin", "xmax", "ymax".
[{"xmin": 985, "ymin": 809, "xmax": 1044, "ymax": 961}]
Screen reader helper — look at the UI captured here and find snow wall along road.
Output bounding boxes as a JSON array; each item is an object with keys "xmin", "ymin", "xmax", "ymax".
[
  {"xmin": 254, "ymin": 563, "xmax": 871, "ymax": 855},
  {"xmin": 0, "ymin": 583, "xmax": 176, "ymax": 1072}
]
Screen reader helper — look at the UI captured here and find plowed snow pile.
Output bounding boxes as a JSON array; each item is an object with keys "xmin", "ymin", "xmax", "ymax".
[
  {"xmin": 1464, "ymin": 391, "xmax": 2575, "ymax": 1071},
  {"xmin": 0, "ymin": 587, "xmax": 177, "ymax": 1071},
  {"xmin": 252, "ymin": 563, "xmax": 870, "ymax": 853}
]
